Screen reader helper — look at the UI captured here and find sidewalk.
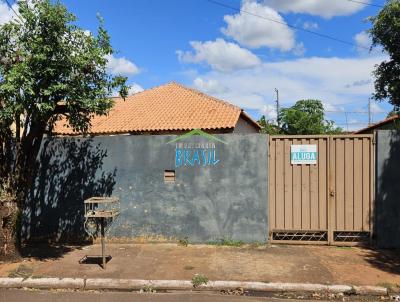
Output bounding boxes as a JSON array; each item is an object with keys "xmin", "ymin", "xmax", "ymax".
[{"xmin": 1, "ymin": 243, "xmax": 399, "ymax": 287}]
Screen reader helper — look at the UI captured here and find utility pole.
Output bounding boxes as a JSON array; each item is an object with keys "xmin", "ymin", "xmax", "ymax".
[
  {"xmin": 368, "ymin": 98, "xmax": 372, "ymax": 126},
  {"xmin": 275, "ymin": 88, "xmax": 280, "ymax": 128}
]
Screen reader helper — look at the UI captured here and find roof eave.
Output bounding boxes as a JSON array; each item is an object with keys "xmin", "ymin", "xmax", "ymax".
[
  {"xmin": 354, "ymin": 115, "xmax": 399, "ymax": 134},
  {"xmin": 239, "ymin": 110, "xmax": 261, "ymax": 130}
]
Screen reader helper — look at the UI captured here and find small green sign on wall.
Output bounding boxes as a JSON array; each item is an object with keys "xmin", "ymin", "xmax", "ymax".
[{"xmin": 291, "ymin": 144, "xmax": 318, "ymax": 165}]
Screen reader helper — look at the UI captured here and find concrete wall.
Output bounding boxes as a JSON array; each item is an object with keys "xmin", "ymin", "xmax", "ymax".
[
  {"xmin": 234, "ymin": 115, "xmax": 259, "ymax": 134},
  {"xmin": 375, "ymin": 130, "xmax": 400, "ymax": 248},
  {"xmin": 23, "ymin": 134, "xmax": 268, "ymax": 243}
]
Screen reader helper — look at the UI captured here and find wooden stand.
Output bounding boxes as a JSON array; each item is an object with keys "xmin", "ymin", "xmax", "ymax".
[
  {"xmin": 82, "ymin": 197, "xmax": 119, "ymax": 270},
  {"xmin": 100, "ymin": 217, "xmax": 106, "ymax": 269}
]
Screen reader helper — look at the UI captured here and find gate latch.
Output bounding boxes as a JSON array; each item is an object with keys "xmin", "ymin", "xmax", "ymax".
[{"xmin": 329, "ymin": 190, "xmax": 335, "ymax": 197}]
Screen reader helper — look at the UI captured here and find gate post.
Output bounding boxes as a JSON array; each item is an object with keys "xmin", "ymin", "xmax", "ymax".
[{"xmin": 327, "ymin": 136, "xmax": 334, "ymax": 244}]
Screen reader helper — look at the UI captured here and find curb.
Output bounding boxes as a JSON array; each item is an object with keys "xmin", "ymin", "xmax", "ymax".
[
  {"xmin": 0, "ymin": 278, "xmax": 388, "ymax": 296},
  {"xmin": 0, "ymin": 277, "xmax": 85, "ymax": 290},
  {"xmin": 353, "ymin": 285, "xmax": 388, "ymax": 296}
]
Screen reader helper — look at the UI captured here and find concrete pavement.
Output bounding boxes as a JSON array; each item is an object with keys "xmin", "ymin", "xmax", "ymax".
[{"xmin": 3, "ymin": 243, "xmax": 399, "ymax": 286}]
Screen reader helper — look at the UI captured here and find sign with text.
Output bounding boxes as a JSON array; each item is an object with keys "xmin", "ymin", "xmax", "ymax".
[
  {"xmin": 167, "ymin": 129, "xmax": 227, "ymax": 168},
  {"xmin": 290, "ymin": 144, "xmax": 317, "ymax": 165}
]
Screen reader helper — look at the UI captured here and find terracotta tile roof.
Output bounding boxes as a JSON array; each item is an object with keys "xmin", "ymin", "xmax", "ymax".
[
  {"xmin": 354, "ymin": 114, "xmax": 399, "ymax": 134},
  {"xmin": 53, "ymin": 82, "xmax": 259, "ymax": 135}
]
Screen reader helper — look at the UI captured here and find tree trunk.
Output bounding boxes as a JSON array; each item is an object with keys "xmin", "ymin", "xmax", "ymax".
[
  {"xmin": 0, "ymin": 199, "xmax": 20, "ymax": 260},
  {"xmin": 0, "ymin": 119, "xmax": 46, "ymax": 261},
  {"xmin": 0, "ymin": 125, "xmax": 20, "ymax": 260}
]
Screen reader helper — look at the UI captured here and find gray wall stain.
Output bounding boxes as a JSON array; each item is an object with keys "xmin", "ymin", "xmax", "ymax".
[
  {"xmin": 234, "ymin": 116, "xmax": 259, "ymax": 134},
  {"xmin": 23, "ymin": 134, "xmax": 268, "ymax": 243},
  {"xmin": 375, "ymin": 130, "xmax": 400, "ymax": 248}
]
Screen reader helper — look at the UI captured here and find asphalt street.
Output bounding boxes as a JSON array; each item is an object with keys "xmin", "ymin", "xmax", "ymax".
[{"xmin": 0, "ymin": 289, "xmax": 325, "ymax": 302}]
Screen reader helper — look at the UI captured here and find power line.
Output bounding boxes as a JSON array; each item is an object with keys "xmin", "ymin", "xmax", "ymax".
[
  {"xmin": 325, "ymin": 110, "xmax": 369, "ymax": 114},
  {"xmin": 4, "ymin": 0, "xmax": 22, "ymax": 22},
  {"xmin": 206, "ymin": 0, "xmax": 370, "ymax": 50},
  {"xmin": 279, "ymin": 107, "xmax": 382, "ymax": 114},
  {"xmin": 335, "ymin": 122, "xmax": 370, "ymax": 125},
  {"xmin": 347, "ymin": 0, "xmax": 385, "ymax": 8}
]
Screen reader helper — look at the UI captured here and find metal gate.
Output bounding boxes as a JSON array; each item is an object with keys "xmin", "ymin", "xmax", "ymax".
[{"xmin": 269, "ymin": 135, "xmax": 374, "ymax": 245}]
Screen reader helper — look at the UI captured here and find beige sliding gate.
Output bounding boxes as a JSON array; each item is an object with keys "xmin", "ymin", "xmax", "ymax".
[{"xmin": 269, "ymin": 135, "xmax": 374, "ymax": 245}]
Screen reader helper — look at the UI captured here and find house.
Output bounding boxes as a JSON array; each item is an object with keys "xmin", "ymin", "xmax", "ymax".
[
  {"xmin": 53, "ymin": 82, "xmax": 260, "ymax": 136},
  {"xmin": 32, "ymin": 83, "xmax": 267, "ymax": 244},
  {"xmin": 354, "ymin": 115, "xmax": 399, "ymax": 134}
]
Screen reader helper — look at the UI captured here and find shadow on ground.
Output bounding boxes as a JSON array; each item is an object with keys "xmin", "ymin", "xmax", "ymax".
[
  {"xmin": 362, "ymin": 131, "xmax": 400, "ymax": 276},
  {"xmin": 363, "ymin": 247, "xmax": 400, "ymax": 276},
  {"xmin": 20, "ymin": 243, "xmax": 87, "ymax": 261},
  {"xmin": 20, "ymin": 137, "xmax": 116, "ymax": 260},
  {"xmin": 79, "ymin": 255, "xmax": 112, "ymax": 269}
]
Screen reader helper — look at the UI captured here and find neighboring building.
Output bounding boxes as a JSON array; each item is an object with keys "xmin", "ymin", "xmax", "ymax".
[
  {"xmin": 53, "ymin": 82, "xmax": 260, "ymax": 135},
  {"xmin": 354, "ymin": 115, "xmax": 400, "ymax": 134}
]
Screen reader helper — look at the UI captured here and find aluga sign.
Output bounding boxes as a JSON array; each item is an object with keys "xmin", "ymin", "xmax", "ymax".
[{"xmin": 291, "ymin": 144, "xmax": 318, "ymax": 165}]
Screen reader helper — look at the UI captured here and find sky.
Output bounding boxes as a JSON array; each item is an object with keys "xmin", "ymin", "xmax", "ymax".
[{"xmin": 0, "ymin": 0, "xmax": 392, "ymax": 131}]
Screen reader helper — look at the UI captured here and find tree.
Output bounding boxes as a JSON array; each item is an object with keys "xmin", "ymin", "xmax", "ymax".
[
  {"xmin": 279, "ymin": 100, "xmax": 342, "ymax": 135},
  {"xmin": 369, "ymin": 0, "xmax": 400, "ymax": 109},
  {"xmin": 387, "ymin": 109, "xmax": 398, "ymax": 118},
  {"xmin": 0, "ymin": 0, "xmax": 128, "ymax": 259},
  {"xmin": 257, "ymin": 115, "xmax": 281, "ymax": 134}
]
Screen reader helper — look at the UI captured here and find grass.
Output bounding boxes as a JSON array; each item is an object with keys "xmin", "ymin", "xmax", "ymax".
[
  {"xmin": 191, "ymin": 274, "xmax": 209, "ymax": 288},
  {"xmin": 335, "ymin": 246, "xmax": 352, "ymax": 250},
  {"xmin": 208, "ymin": 239, "xmax": 244, "ymax": 247},
  {"xmin": 141, "ymin": 285, "xmax": 157, "ymax": 293},
  {"xmin": 30, "ymin": 275, "xmax": 50, "ymax": 279},
  {"xmin": 376, "ymin": 282, "xmax": 399, "ymax": 291},
  {"xmin": 178, "ymin": 237, "xmax": 189, "ymax": 247},
  {"xmin": 8, "ymin": 264, "xmax": 33, "ymax": 279},
  {"xmin": 248, "ymin": 242, "xmax": 266, "ymax": 248}
]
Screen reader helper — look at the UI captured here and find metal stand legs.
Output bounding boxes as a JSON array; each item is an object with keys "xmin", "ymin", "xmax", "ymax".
[{"xmin": 101, "ymin": 217, "xmax": 106, "ymax": 269}]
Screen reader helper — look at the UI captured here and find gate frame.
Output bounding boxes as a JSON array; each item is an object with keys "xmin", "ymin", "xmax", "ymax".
[{"xmin": 268, "ymin": 134, "xmax": 375, "ymax": 246}]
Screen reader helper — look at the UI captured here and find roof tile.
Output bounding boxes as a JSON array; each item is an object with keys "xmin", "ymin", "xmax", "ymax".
[{"xmin": 53, "ymin": 82, "xmax": 255, "ymax": 135}]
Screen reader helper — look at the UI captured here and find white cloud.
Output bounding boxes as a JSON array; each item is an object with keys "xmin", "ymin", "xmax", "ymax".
[
  {"xmin": 193, "ymin": 78, "xmax": 228, "ymax": 94},
  {"xmin": 262, "ymin": 0, "xmax": 370, "ymax": 18},
  {"xmin": 0, "ymin": 1, "xmax": 17, "ymax": 25},
  {"xmin": 370, "ymin": 102, "xmax": 384, "ymax": 113},
  {"xmin": 323, "ymin": 102, "xmax": 344, "ymax": 112},
  {"xmin": 105, "ymin": 54, "xmax": 140, "ymax": 75},
  {"xmin": 112, "ymin": 82, "xmax": 143, "ymax": 97},
  {"xmin": 83, "ymin": 29, "xmax": 91, "ymax": 36},
  {"xmin": 261, "ymin": 104, "xmax": 277, "ymax": 120},
  {"xmin": 222, "ymin": 1, "xmax": 295, "ymax": 51},
  {"xmin": 346, "ymin": 79, "xmax": 372, "ymax": 88},
  {"xmin": 190, "ymin": 56, "xmax": 385, "ymax": 116},
  {"xmin": 293, "ymin": 42, "xmax": 306, "ymax": 56},
  {"xmin": 354, "ymin": 31, "xmax": 371, "ymax": 53},
  {"xmin": 128, "ymin": 83, "xmax": 144, "ymax": 95},
  {"xmin": 345, "ymin": 118, "xmax": 365, "ymax": 131},
  {"xmin": 303, "ymin": 21, "xmax": 319, "ymax": 30},
  {"xmin": 177, "ymin": 38, "xmax": 261, "ymax": 72}
]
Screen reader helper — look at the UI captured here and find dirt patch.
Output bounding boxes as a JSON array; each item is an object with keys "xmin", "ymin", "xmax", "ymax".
[
  {"xmin": 0, "ymin": 243, "xmax": 398, "ymax": 286},
  {"xmin": 0, "ymin": 261, "xmax": 22, "ymax": 277},
  {"xmin": 308, "ymin": 246, "xmax": 400, "ymax": 286}
]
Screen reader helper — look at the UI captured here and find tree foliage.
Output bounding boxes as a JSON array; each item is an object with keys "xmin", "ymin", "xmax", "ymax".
[
  {"xmin": 369, "ymin": 0, "xmax": 400, "ymax": 108},
  {"xmin": 387, "ymin": 109, "xmax": 398, "ymax": 118},
  {"xmin": 0, "ymin": 0, "xmax": 128, "ymax": 259},
  {"xmin": 279, "ymin": 100, "xmax": 342, "ymax": 135},
  {"xmin": 258, "ymin": 115, "xmax": 280, "ymax": 134}
]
